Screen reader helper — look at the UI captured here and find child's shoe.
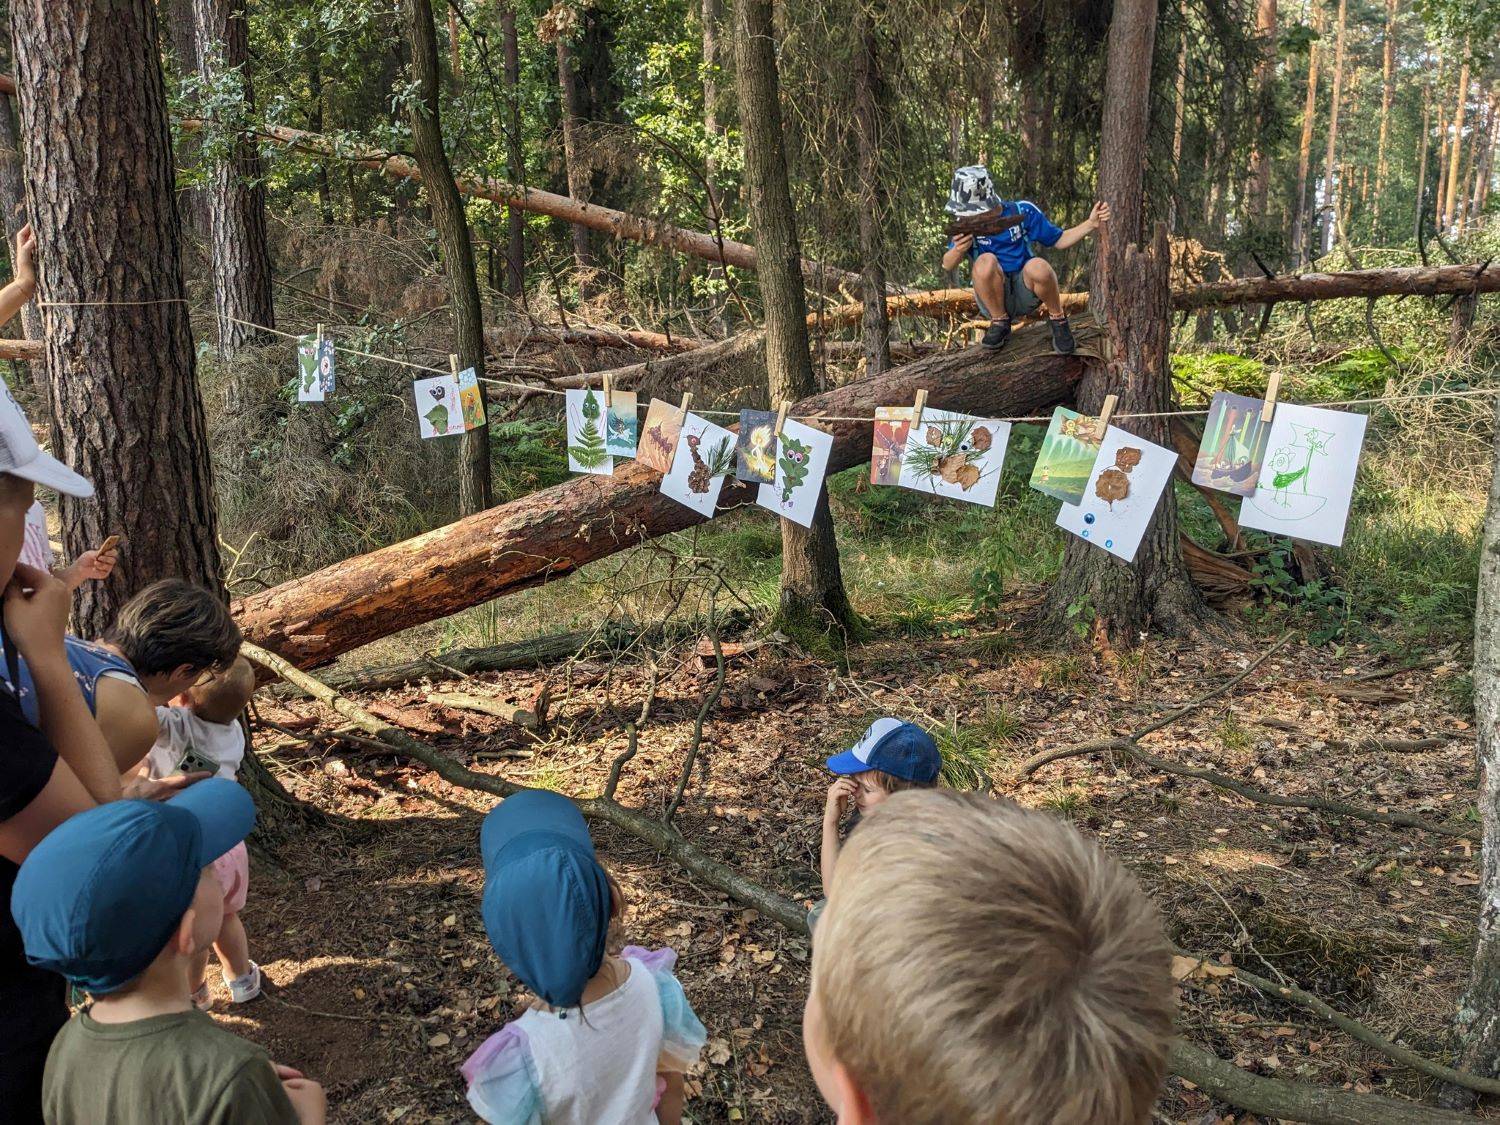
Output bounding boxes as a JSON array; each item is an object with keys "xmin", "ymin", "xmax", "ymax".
[
  {"xmin": 190, "ymin": 981, "xmax": 213, "ymax": 1011},
  {"xmin": 981, "ymin": 319, "xmax": 1012, "ymax": 350},
  {"xmin": 223, "ymin": 962, "xmax": 263, "ymax": 1004},
  {"xmin": 1049, "ymin": 316, "xmax": 1077, "ymax": 355}
]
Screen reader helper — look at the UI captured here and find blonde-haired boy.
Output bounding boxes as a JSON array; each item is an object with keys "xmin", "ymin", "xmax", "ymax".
[{"xmin": 804, "ymin": 789, "xmax": 1175, "ymax": 1124}]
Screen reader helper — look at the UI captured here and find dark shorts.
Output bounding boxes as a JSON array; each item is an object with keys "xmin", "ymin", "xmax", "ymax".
[{"xmin": 974, "ymin": 266, "xmax": 1042, "ymax": 321}]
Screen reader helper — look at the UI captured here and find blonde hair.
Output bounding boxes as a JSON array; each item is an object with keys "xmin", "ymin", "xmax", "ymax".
[
  {"xmin": 186, "ymin": 655, "xmax": 256, "ymax": 725},
  {"xmin": 812, "ymin": 789, "xmax": 1174, "ymax": 1125}
]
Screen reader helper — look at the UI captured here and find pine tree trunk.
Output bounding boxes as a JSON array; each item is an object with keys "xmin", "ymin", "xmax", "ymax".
[
  {"xmin": 1442, "ymin": 48, "xmax": 1470, "ymax": 231},
  {"xmin": 853, "ymin": 6, "xmax": 892, "ymax": 376},
  {"xmin": 10, "ymin": 0, "xmax": 223, "ymax": 636},
  {"xmin": 193, "ymin": 0, "xmax": 275, "ymax": 356},
  {"xmin": 308, "ymin": 49, "xmax": 335, "ymax": 224},
  {"xmin": 447, "ymin": 6, "xmax": 462, "ymax": 80},
  {"xmin": 499, "ymin": 0, "xmax": 525, "ymax": 296},
  {"xmin": 556, "ymin": 33, "xmax": 594, "ymax": 287},
  {"xmin": 400, "ymin": 0, "xmax": 492, "ymax": 515},
  {"xmin": 1444, "ymin": 395, "xmax": 1500, "ymax": 1108},
  {"xmin": 1292, "ymin": 0, "xmax": 1323, "ymax": 266},
  {"xmin": 1168, "ymin": 0, "xmax": 1189, "ymax": 235},
  {"xmin": 1047, "ymin": 0, "xmax": 1204, "ymax": 644},
  {"xmin": 0, "ymin": 93, "xmax": 41, "ymax": 391},
  {"xmin": 1415, "ymin": 76, "xmax": 1433, "ymax": 243},
  {"xmin": 160, "ymin": 0, "xmax": 208, "ymax": 242},
  {"xmin": 733, "ymin": 0, "xmax": 859, "ymax": 645},
  {"xmin": 701, "ymin": 0, "xmax": 730, "ymax": 334},
  {"xmin": 1246, "ymin": 0, "xmax": 1278, "ymax": 221},
  {"xmin": 1371, "ymin": 0, "xmax": 1398, "ymax": 233},
  {"xmin": 1320, "ymin": 0, "xmax": 1347, "ymax": 256}
]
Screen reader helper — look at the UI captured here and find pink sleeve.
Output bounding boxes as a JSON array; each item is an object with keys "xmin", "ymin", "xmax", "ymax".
[{"xmin": 620, "ymin": 945, "xmax": 678, "ymax": 973}]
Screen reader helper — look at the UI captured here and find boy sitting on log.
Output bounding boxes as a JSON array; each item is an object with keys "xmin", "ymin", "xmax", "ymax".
[{"xmin": 939, "ymin": 164, "xmax": 1109, "ymax": 355}]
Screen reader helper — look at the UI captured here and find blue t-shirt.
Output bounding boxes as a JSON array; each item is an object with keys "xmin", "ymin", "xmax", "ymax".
[
  {"xmin": 948, "ymin": 200, "xmax": 1063, "ymax": 274},
  {"xmin": 1, "ymin": 636, "xmax": 140, "ymax": 725}
]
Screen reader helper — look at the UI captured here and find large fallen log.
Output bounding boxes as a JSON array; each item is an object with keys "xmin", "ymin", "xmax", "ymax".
[
  {"xmin": 234, "ymin": 318, "xmax": 1098, "ymax": 668},
  {"xmin": 808, "ymin": 262, "xmax": 1500, "ymax": 330}
]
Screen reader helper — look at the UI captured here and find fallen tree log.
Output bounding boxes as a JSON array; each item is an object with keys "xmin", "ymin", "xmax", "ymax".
[
  {"xmin": 808, "ymin": 262, "xmax": 1500, "ymax": 330},
  {"xmin": 489, "ymin": 323, "xmax": 706, "ymax": 355},
  {"xmin": 234, "ymin": 318, "xmax": 1098, "ymax": 668}
]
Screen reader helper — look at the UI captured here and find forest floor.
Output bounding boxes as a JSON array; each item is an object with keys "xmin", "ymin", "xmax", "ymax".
[{"xmin": 207, "ymin": 597, "xmax": 1498, "ymax": 1124}]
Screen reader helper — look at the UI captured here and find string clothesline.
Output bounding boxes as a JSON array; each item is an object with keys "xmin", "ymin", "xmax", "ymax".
[{"xmin": 224, "ymin": 314, "xmax": 1500, "ymax": 427}]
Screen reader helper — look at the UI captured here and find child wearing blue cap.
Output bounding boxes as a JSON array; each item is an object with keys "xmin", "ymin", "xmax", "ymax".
[
  {"xmin": 819, "ymin": 717, "xmax": 942, "ymax": 905},
  {"xmin": 462, "ymin": 790, "xmax": 707, "ymax": 1124},
  {"xmin": 9, "ymin": 780, "xmax": 326, "ymax": 1124}
]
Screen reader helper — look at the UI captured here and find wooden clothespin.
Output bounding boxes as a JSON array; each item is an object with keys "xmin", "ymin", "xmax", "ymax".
[
  {"xmin": 449, "ymin": 354, "xmax": 460, "ymax": 378},
  {"xmin": 316, "ymin": 322, "xmax": 324, "ymax": 347},
  {"xmin": 676, "ymin": 391, "xmax": 693, "ymax": 423},
  {"xmin": 602, "ymin": 373, "xmax": 613, "ymax": 410},
  {"xmin": 773, "ymin": 400, "xmax": 791, "ymax": 437},
  {"xmin": 1260, "ymin": 371, "xmax": 1281, "ymax": 424},
  {"xmin": 911, "ymin": 388, "xmax": 929, "ymax": 432},
  {"xmin": 1094, "ymin": 394, "xmax": 1118, "ymax": 442}
]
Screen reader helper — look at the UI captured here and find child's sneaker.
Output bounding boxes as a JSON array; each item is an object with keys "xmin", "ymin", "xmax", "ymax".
[
  {"xmin": 190, "ymin": 981, "xmax": 213, "ymax": 1011},
  {"xmin": 981, "ymin": 319, "xmax": 1012, "ymax": 350},
  {"xmin": 223, "ymin": 962, "xmax": 263, "ymax": 1004},
  {"xmin": 1049, "ymin": 316, "xmax": 1077, "ymax": 355}
]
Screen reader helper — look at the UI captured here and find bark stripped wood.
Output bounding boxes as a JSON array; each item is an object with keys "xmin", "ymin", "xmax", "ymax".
[
  {"xmin": 428, "ymin": 688, "xmax": 550, "ymax": 730},
  {"xmin": 10, "ymin": 0, "xmax": 224, "ymax": 636},
  {"xmin": 491, "ymin": 323, "xmax": 705, "ymax": 354},
  {"xmin": 233, "ymin": 319, "xmax": 1098, "ymax": 669}
]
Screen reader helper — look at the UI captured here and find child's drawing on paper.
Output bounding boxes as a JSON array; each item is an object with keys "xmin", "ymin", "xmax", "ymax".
[
  {"xmin": 638, "ymin": 398, "xmax": 685, "ymax": 474},
  {"xmin": 457, "ymin": 368, "xmax": 486, "ymax": 430},
  {"xmin": 660, "ymin": 415, "xmax": 735, "ymax": 517},
  {"xmin": 755, "ymin": 417, "xmax": 833, "ymax": 528},
  {"xmin": 735, "ymin": 410, "xmax": 777, "ymax": 484},
  {"xmin": 316, "ymin": 337, "xmax": 336, "ymax": 396},
  {"xmin": 896, "ymin": 409, "xmax": 1011, "ymax": 508},
  {"xmin": 1238, "ymin": 403, "xmax": 1366, "ymax": 547},
  {"xmin": 414, "ymin": 375, "xmax": 459, "ymax": 439},
  {"xmin": 1191, "ymin": 391, "xmax": 1271, "ymax": 496},
  {"xmin": 870, "ymin": 406, "xmax": 911, "ymax": 486},
  {"xmin": 296, "ymin": 336, "xmax": 322, "ymax": 403},
  {"xmin": 1029, "ymin": 406, "xmax": 1101, "ymax": 504},
  {"xmin": 605, "ymin": 391, "xmax": 638, "ymax": 457},
  {"xmin": 566, "ymin": 388, "xmax": 614, "ymax": 475},
  {"xmin": 1055, "ymin": 427, "xmax": 1176, "ymax": 562}
]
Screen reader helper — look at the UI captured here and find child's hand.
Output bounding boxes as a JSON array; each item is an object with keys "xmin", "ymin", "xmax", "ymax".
[
  {"xmin": 2, "ymin": 561, "xmax": 70, "ymax": 662},
  {"xmin": 12, "ymin": 222, "xmax": 35, "ymax": 292},
  {"xmin": 61, "ymin": 545, "xmax": 118, "ymax": 590},
  {"xmin": 952, "ymin": 233, "xmax": 974, "ymax": 253},
  {"xmin": 1089, "ymin": 201, "xmax": 1111, "ymax": 229},
  {"xmin": 278, "ymin": 1069, "xmax": 326, "ymax": 1124},
  {"xmin": 824, "ymin": 778, "xmax": 857, "ymax": 824}
]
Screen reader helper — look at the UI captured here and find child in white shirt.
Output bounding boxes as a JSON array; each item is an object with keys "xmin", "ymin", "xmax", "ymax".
[
  {"xmin": 145, "ymin": 655, "xmax": 262, "ymax": 1008},
  {"xmin": 461, "ymin": 791, "xmax": 707, "ymax": 1124}
]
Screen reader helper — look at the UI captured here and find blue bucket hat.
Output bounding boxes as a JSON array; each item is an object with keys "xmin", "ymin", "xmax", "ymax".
[
  {"xmin": 480, "ymin": 791, "xmax": 612, "ymax": 1009},
  {"xmin": 11, "ymin": 778, "xmax": 256, "ymax": 994},
  {"xmin": 827, "ymin": 717, "xmax": 942, "ymax": 783}
]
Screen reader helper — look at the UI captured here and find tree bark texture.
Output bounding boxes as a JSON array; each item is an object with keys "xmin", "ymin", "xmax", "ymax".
[
  {"xmin": 234, "ymin": 319, "xmax": 1098, "ymax": 668},
  {"xmin": 853, "ymin": 5, "xmax": 892, "ymax": 376},
  {"xmin": 193, "ymin": 0, "xmax": 276, "ymax": 355},
  {"xmin": 1246, "ymin": 0, "xmax": 1277, "ymax": 220},
  {"xmin": 9, "ymin": 0, "xmax": 224, "ymax": 635},
  {"xmin": 1371, "ymin": 0, "xmax": 1398, "ymax": 232},
  {"xmin": 499, "ymin": 0, "xmax": 526, "ymax": 296},
  {"xmin": 1415, "ymin": 76, "xmax": 1433, "ymax": 244},
  {"xmin": 1450, "ymin": 394, "xmax": 1500, "ymax": 1090},
  {"xmin": 1293, "ymin": 0, "xmax": 1324, "ymax": 266},
  {"xmin": 1441, "ymin": 48, "xmax": 1469, "ymax": 230},
  {"xmin": 555, "ymin": 31, "xmax": 594, "ymax": 283},
  {"xmin": 400, "ymin": 0, "xmax": 492, "ymax": 514},
  {"xmin": 0, "ymin": 91, "xmax": 40, "ymax": 384},
  {"xmin": 1320, "ymin": 0, "xmax": 1347, "ymax": 255},
  {"xmin": 733, "ymin": 0, "xmax": 857, "ymax": 640}
]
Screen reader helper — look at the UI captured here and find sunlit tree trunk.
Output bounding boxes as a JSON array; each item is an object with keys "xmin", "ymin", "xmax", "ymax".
[
  {"xmin": 554, "ymin": 27, "xmax": 594, "ymax": 287},
  {"xmin": 733, "ymin": 0, "xmax": 859, "ymax": 644},
  {"xmin": 1319, "ymin": 0, "xmax": 1347, "ymax": 255},
  {"xmin": 400, "ymin": 0, "xmax": 492, "ymax": 515},
  {"xmin": 1246, "ymin": 0, "xmax": 1277, "ymax": 221},
  {"xmin": 1371, "ymin": 0, "xmax": 1398, "ymax": 234},
  {"xmin": 1441, "ymin": 46, "xmax": 1470, "ymax": 231},
  {"xmin": 1414, "ymin": 76, "xmax": 1433, "ymax": 244},
  {"xmin": 498, "ymin": 0, "xmax": 525, "ymax": 296},
  {"xmin": 1292, "ymin": 0, "xmax": 1324, "ymax": 266}
]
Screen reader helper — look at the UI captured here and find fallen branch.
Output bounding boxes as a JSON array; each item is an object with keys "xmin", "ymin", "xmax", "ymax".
[{"xmin": 427, "ymin": 688, "xmax": 551, "ymax": 731}]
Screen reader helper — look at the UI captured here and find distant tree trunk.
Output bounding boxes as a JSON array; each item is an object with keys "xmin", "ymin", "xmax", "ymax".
[
  {"xmin": 10, "ymin": 0, "xmax": 223, "ymax": 635},
  {"xmin": 1474, "ymin": 92, "xmax": 1498, "ymax": 220},
  {"xmin": 1416, "ymin": 61, "xmax": 1439, "ymax": 243},
  {"xmin": 1371, "ymin": 0, "xmax": 1398, "ymax": 233},
  {"xmin": 1319, "ymin": 0, "xmax": 1347, "ymax": 256},
  {"xmin": 853, "ymin": 6, "xmax": 891, "ymax": 375},
  {"xmin": 1441, "ymin": 46, "xmax": 1470, "ymax": 231},
  {"xmin": 1011, "ymin": 0, "xmax": 1047, "ymax": 201},
  {"xmin": 1168, "ymin": 0, "xmax": 1189, "ymax": 235},
  {"xmin": 498, "ymin": 0, "xmax": 525, "ymax": 296},
  {"xmin": 0, "ymin": 35, "xmax": 42, "ymax": 391},
  {"xmin": 1048, "ymin": 0, "xmax": 1202, "ymax": 644},
  {"xmin": 161, "ymin": 0, "xmax": 208, "ymax": 242},
  {"xmin": 447, "ymin": 5, "xmax": 463, "ymax": 79},
  {"xmin": 193, "ymin": 0, "xmax": 276, "ymax": 357},
  {"xmin": 1292, "ymin": 0, "xmax": 1324, "ymax": 266},
  {"xmin": 1445, "ymin": 398, "xmax": 1500, "ymax": 1108},
  {"xmin": 733, "ymin": 0, "xmax": 859, "ymax": 644},
  {"xmin": 400, "ymin": 0, "xmax": 492, "ymax": 515},
  {"xmin": 701, "ymin": 0, "xmax": 730, "ymax": 333},
  {"xmin": 554, "ymin": 26, "xmax": 594, "ymax": 288},
  {"xmin": 1246, "ymin": 0, "xmax": 1278, "ymax": 221},
  {"xmin": 308, "ymin": 47, "xmax": 335, "ymax": 224}
]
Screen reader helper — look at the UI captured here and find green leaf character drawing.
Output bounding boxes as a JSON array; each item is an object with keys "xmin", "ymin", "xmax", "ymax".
[
  {"xmin": 298, "ymin": 340, "xmax": 317, "ymax": 393},
  {"xmin": 424, "ymin": 402, "xmax": 450, "ymax": 435},
  {"xmin": 570, "ymin": 389, "xmax": 609, "ymax": 469},
  {"xmin": 778, "ymin": 434, "xmax": 811, "ymax": 505}
]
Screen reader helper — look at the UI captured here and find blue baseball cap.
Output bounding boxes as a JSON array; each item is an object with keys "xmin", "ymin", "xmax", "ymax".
[
  {"xmin": 11, "ymin": 778, "xmax": 255, "ymax": 994},
  {"xmin": 826, "ymin": 717, "xmax": 942, "ymax": 783},
  {"xmin": 480, "ymin": 791, "xmax": 611, "ymax": 1009}
]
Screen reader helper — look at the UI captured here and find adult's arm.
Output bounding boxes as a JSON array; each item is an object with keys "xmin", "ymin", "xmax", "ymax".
[
  {"xmin": 0, "ymin": 758, "xmax": 92, "ymax": 864},
  {"xmin": 0, "ymin": 223, "xmax": 36, "ymax": 325}
]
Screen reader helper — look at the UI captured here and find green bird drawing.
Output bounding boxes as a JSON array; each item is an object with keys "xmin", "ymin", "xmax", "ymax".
[
  {"xmin": 778, "ymin": 434, "xmax": 811, "ymax": 505},
  {"xmin": 425, "ymin": 402, "xmax": 451, "ymax": 435}
]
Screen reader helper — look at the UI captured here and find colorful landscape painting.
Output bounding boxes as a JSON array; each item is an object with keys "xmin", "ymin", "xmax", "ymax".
[
  {"xmin": 735, "ymin": 409, "xmax": 778, "ymax": 484},
  {"xmin": 638, "ymin": 398, "xmax": 685, "ymax": 474},
  {"xmin": 457, "ymin": 368, "xmax": 486, "ymax": 431},
  {"xmin": 1191, "ymin": 391, "xmax": 1272, "ymax": 496},
  {"xmin": 605, "ymin": 391, "xmax": 639, "ymax": 457},
  {"xmin": 1029, "ymin": 406, "xmax": 1101, "ymax": 504},
  {"xmin": 870, "ymin": 406, "xmax": 912, "ymax": 486}
]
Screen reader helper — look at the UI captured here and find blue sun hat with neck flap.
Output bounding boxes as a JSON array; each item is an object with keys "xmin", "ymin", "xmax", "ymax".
[{"xmin": 480, "ymin": 790, "xmax": 612, "ymax": 1010}]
